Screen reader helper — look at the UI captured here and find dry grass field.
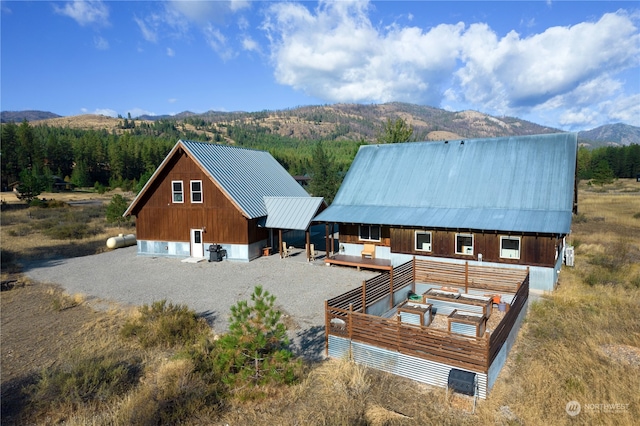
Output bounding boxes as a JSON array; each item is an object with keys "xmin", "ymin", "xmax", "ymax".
[{"xmin": 1, "ymin": 180, "xmax": 639, "ymax": 425}]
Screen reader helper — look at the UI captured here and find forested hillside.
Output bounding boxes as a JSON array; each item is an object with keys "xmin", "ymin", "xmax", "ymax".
[{"xmin": 2, "ymin": 102, "xmax": 639, "ymax": 203}]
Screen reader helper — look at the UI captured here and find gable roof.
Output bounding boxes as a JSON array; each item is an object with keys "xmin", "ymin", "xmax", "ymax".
[
  {"xmin": 264, "ymin": 197, "xmax": 325, "ymax": 230},
  {"xmin": 125, "ymin": 140, "xmax": 310, "ymax": 219},
  {"xmin": 314, "ymin": 133, "xmax": 577, "ymax": 235}
]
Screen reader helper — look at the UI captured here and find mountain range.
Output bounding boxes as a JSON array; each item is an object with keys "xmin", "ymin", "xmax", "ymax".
[{"xmin": 2, "ymin": 103, "xmax": 638, "ymax": 148}]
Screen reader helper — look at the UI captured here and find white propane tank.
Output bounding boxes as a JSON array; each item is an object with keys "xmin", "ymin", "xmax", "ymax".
[{"xmin": 106, "ymin": 233, "xmax": 137, "ymax": 249}]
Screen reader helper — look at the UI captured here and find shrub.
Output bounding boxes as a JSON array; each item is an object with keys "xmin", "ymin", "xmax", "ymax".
[
  {"xmin": 120, "ymin": 300, "xmax": 210, "ymax": 349},
  {"xmin": 46, "ymin": 199, "xmax": 67, "ymax": 208},
  {"xmin": 105, "ymin": 194, "xmax": 130, "ymax": 225},
  {"xmin": 29, "ymin": 198, "xmax": 46, "ymax": 208},
  {"xmin": 42, "ymin": 222, "xmax": 103, "ymax": 240},
  {"xmin": 29, "ymin": 353, "xmax": 140, "ymax": 407},
  {"xmin": 7, "ymin": 225, "xmax": 32, "ymax": 237},
  {"xmin": 94, "ymin": 182, "xmax": 108, "ymax": 194},
  {"xmin": 633, "ymin": 212, "xmax": 640, "ymax": 219},
  {"xmin": 116, "ymin": 359, "xmax": 217, "ymax": 425}
]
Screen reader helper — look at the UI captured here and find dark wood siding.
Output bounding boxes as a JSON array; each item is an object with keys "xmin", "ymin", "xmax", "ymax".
[
  {"xmin": 132, "ymin": 150, "xmax": 267, "ymax": 244},
  {"xmin": 371, "ymin": 227, "xmax": 558, "ymax": 267},
  {"xmin": 338, "ymin": 224, "xmax": 391, "ymax": 246}
]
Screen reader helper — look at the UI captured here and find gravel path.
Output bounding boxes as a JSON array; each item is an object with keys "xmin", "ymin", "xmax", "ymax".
[{"xmin": 23, "ymin": 247, "xmax": 376, "ymax": 360}]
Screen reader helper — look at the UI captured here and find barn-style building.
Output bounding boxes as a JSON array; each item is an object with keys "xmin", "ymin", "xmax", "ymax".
[
  {"xmin": 124, "ymin": 140, "xmax": 323, "ymax": 261},
  {"xmin": 314, "ymin": 133, "xmax": 578, "ymax": 292}
]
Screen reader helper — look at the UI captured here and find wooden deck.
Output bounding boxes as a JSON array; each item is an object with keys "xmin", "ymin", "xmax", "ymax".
[{"xmin": 325, "ymin": 254, "xmax": 393, "ymax": 271}]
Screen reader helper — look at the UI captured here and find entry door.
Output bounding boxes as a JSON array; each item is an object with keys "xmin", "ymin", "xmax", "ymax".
[{"xmin": 190, "ymin": 229, "xmax": 204, "ymax": 258}]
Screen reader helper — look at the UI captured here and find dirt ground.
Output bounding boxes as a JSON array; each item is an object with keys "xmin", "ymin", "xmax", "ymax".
[{"xmin": 1, "ymin": 281, "xmax": 105, "ymax": 421}]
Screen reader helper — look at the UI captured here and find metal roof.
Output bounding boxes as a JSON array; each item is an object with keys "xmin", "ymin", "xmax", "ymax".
[
  {"xmin": 125, "ymin": 140, "xmax": 310, "ymax": 219},
  {"xmin": 314, "ymin": 133, "xmax": 577, "ymax": 235},
  {"xmin": 264, "ymin": 197, "xmax": 324, "ymax": 230}
]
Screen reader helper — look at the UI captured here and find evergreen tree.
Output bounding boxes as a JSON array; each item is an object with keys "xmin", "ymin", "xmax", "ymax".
[
  {"xmin": 1, "ymin": 122, "xmax": 19, "ymax": 188},
  {"xmin": 16, "ymin": 166, "xmax": 48, "ymax": 202},
  {"xmin": 308, "ymin": 141, "xmax": 339, "ymax": 204},
  {"xmin": 377, "ymin": 117, "xmax": 413, "ymax": 144},
  {"xmin": 591, "ymin": 159, "xmax": 615, "ymax": 186},
  {"xmin": 106, "ymin": 194, "xmax": 131, "ymax": 224},
  {"xmin": 214, "ymin": 286, "xmax": 297, "ymax": 390}
]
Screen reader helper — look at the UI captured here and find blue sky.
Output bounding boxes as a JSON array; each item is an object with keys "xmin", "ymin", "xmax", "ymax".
[{"xmin": 1, "ymin": 1, "xmax": 639, "ymax": 131}]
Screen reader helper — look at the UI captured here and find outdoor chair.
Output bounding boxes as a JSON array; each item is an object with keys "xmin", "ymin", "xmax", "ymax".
[
  {"xmin": 282, "ymin": 241, "xmax": 293, "ymax": 258},
  {"xmin": 361, "ymin": 243, "xmax": 376, "ymax": 259},
  {"xmin": 309, "ymin": 243, "xmax": 318, "ymax": 262}
]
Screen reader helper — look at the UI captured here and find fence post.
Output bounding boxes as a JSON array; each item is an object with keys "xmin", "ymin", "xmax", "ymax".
[
  {"xmin": 389, "ymin": 268, "xmax": 395, "ymax": 310},
  {"xmin": 362, "ymin": 280, "xmax": 366, "ymax": 313},
  {"xmin": 465, "ymin": 261, "xmax": 469, "ymax": 293},
  {"xmin": 485, "ymin": 332, "xmax": 491, "ymax": 373},
  {"xmin": 348, "ymin": 303, "xmax": 354, "ymax": 341},
  {"xmin": 324, "ymin": 300, "xmax": 329, "ymax": 357},
  {"xmin": 412, "ymin": 256, "xmax": 416, "ymax": 292}
]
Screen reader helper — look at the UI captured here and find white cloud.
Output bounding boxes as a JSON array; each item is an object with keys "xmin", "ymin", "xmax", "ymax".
[
  {"xmin": 263, "ymin": 0, "xmax": 463, "ymax": 104},
  {"xmin": 54, "ymin": 0, "xmax": 109, "ymax": 27},
  {"xmin": 134, "ymin": 15, "xmax": 158, "ymax": 43},
  {"xmin": 203, "ymin": 24, "xmax": 235, "ymax": 60},
  {"xmin": 81, "ymin": 108, "xmax": 117, "ymax": 117},
  {"xmin": 166, "ymin": 47, "xmax": 175, "ymax": 57},
  {"xmin": 94, "ymin": 36, "xmax": 109, "ymax": 50},
  {"xmin": 456, "ymin": 11, "xmax": 640, "ymax": 114},
  {"xmin": 242, "ymin": 36, "xmax": 259, "ymax": 52},
  {"xmin": 262, "ymin": 3, "xmax": 639, "ymax": 128},
  {"xmin": 168, "ymin": 98, "xmax": 178, "ymax": 104}
]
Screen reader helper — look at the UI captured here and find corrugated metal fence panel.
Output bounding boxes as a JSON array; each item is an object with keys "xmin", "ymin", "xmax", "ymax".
[
  {"xmin": 366, "ymin": 295, "xmax": 392, "ymax": 317},
  {"xmin": 450, "ymin": 322, "xmax": 477, "ymax": 337},
  {"xmin": 350, "ymin": 341, "xmax": 488, "ymax": 399},
  {"xmin": 328, "ymin": 335, "xmax": 351, "ymax": 360},
  {"xmin": 399, "ymin": 311, "xmax": 421, "ymax": 326},
  {"xmin": 488, "ymin": 299, "xmax": 529, "ymax": 390}
]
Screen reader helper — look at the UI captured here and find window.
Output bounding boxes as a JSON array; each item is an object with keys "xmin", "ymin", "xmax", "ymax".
[
  {"xmin": 500, "ymin": 236, "xmax": 521, "ymax": 259},
  {"xmin": 172, "ymin": 181, "xmax": 183, "ymax": 203},
  {"xmin": 415, "ymin": 231, "xmax": 432, "ymax": 252},
  {"xmin": 190, "ymin": 180, "xmax": 203, "ymax": 203},
  {"xmin": 455, "ymin": 233, "xmax": 474, "ymax": 255},
  {"xmin": 359, "ymin": 225, "xmax": 381, "ymax": 242}
]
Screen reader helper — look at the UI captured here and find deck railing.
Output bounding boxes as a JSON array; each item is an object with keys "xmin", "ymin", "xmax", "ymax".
[{"xmin": 326, "ymin": 258, "xmax": 530, "ymax": 373}]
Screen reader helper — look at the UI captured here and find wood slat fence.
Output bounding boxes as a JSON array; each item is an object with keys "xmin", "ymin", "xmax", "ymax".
[{"xmin": 326, "ymin": 258, "xmax": 529, "ymax": 373}]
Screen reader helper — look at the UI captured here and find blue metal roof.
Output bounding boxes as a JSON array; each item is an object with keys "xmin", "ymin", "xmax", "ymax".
[
  {"xmin": 181, "ymin": 140, "xmax": 310, "ymax": 219},
  {"xmin": 264, "ymin": 197, "xmax": 324, "ymax": 230},
  {"xmin": 314, "ymin": 133, "xmax": 577, "ymax": 234},
  {"xmin": 125, "ymin": 140, "xmax": 310, "ymax": 219}
]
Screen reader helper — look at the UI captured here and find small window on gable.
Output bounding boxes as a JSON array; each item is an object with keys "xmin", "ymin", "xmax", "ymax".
[
  {"xmin": 455, "ymin": 233, "xmax": 474, "ymax": 255},
  {"xmin": 500, "ymin": 236, "xmax": 521, "ymax": 259},
  {"xmin": 415, "ymin": 231, "xmax": 432, "ymax": 252},
  {"xmin": 172, "ymin": 181, "xmax": 183, "ymax": 203},
  {"xmin": 359, "ymin": 225, "xmax": 381, "ymax": 242},
  {"xmin": 190, "ymin": 180, "xmax": 203, "ymax": 203}
]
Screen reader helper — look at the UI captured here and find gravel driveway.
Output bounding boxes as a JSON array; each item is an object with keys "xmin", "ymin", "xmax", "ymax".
[{"xmin": 23, "ymin": 247, "xmax": 376, "ymax": 360}]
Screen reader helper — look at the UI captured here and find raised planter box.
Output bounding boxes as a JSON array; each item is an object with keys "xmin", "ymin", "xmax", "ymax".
[
  {"xmin": 398, "ymin": 301, "xmax": 432, "ymax": 326},
  {"xmin": 448, "ymin": 310, "xmax": 487, "ymax": 337}
]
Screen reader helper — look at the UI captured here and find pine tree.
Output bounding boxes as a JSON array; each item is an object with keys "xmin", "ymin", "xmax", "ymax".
[
  {"xmin": 214, "ymin": 286, "xmax": 297, "ymax": 390},
  {"xmin": 308, "ymin": 141, "xmax": 339, "ymax": 204},
  {"xmin": 377, "ymin": 117, "xmax": 413, "ymax": 144}
]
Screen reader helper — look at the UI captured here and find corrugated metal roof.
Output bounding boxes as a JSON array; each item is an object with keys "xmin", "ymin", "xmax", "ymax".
[
  {"xmin": 125, "ymin": 140, "xmax": 310, "ymax": 219},
  {"xmin": 264, "ymin": 197, "xmax": 324, "ymax": 230},
  {"xmin": 314, "ymin": 133, "xmax": 577, "ymax": 234},
  {"xmin": 181, "ymin": 140, "xmax": 310, "ymax": 219}
]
